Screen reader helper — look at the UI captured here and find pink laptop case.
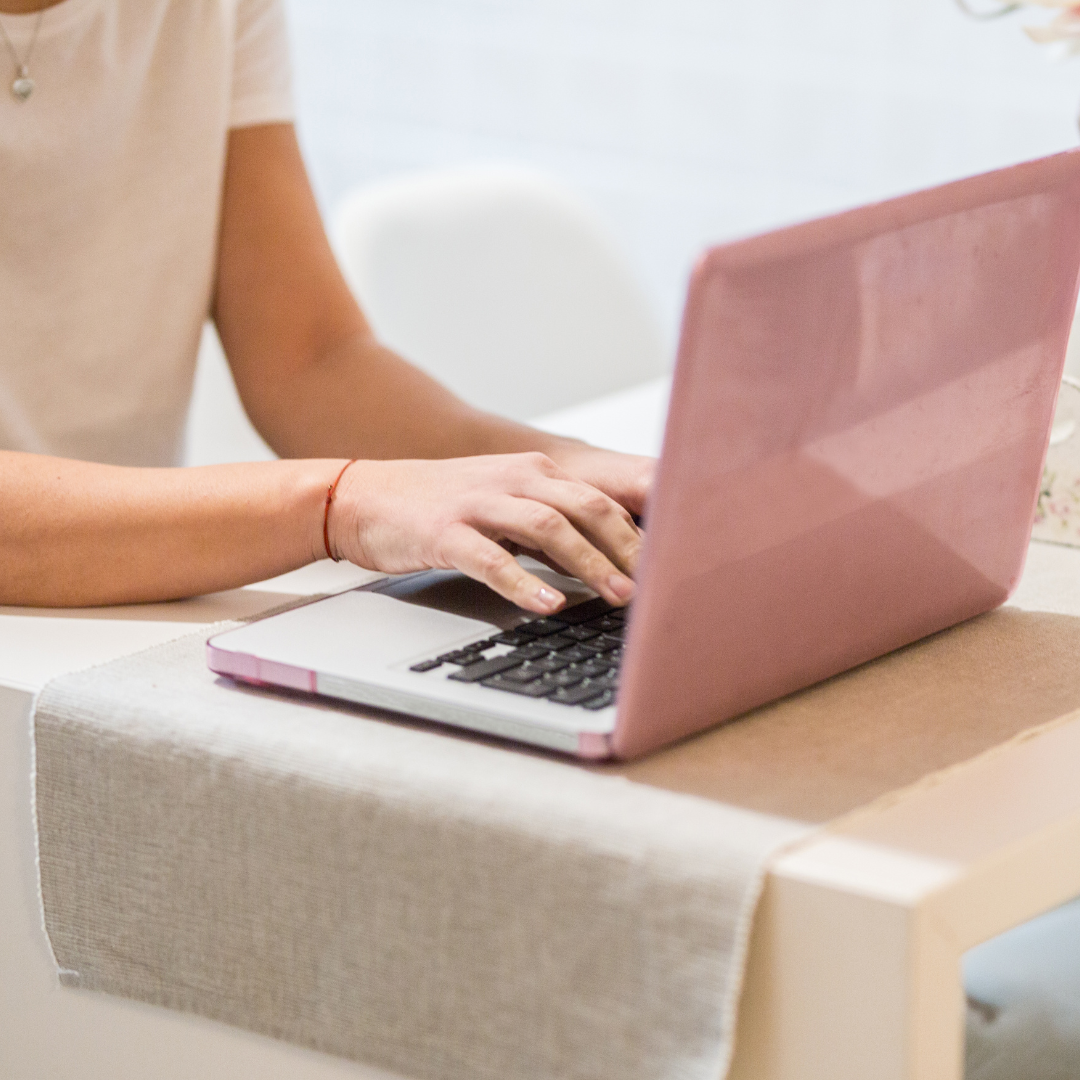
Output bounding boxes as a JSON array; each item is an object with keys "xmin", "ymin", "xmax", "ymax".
[{"xmin": 613, "ymin": 151, "xmax": 1080, "ymax": 759}]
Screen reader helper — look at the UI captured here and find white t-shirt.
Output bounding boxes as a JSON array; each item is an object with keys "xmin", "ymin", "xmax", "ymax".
[{"xmin": 0, "ymin": 0, "xmax": 293, "ymax": 465}]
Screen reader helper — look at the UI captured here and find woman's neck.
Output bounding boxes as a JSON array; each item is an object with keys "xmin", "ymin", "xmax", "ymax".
[{"xmin": 0, "ymin": 1, "xmax": 64, "ymax": 14}]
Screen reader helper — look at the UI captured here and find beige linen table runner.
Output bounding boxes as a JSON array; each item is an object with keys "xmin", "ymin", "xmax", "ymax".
[{"xmin": 32, "ymin": 625, "xmax": 806, "ymax": 1080}]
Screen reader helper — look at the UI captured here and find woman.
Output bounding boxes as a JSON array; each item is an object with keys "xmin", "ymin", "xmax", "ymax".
[{"xmin": 0, "ymin": 0, "xmax": 652, "ymax": 613}]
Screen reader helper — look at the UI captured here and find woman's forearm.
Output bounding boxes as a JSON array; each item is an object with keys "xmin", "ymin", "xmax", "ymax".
[
  {"xmin": 0, "ymin": 453, "xmax": 342, "ymax": 607},
  {"xmin": 236, "ymin": 330, "xmax": 580, "ymax": 464}
]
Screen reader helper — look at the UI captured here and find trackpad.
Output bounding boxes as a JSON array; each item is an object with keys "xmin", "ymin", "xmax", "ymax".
[{"xmin": 215, "ymin": 589, "xmax": 498, "ymax": 674}]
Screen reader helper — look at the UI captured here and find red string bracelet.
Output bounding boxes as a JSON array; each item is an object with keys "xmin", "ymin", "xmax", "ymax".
[{"xmin": 323, "ymin": 459, "xmax": 358, "ymax": 562}]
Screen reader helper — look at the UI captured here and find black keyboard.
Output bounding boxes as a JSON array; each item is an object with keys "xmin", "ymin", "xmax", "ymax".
[{"xmin": 408, "ymin": 596, "xmax": 625, "ymax": 711}]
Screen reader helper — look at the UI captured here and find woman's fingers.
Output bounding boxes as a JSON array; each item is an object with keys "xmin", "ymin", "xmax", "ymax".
[
  {"xmin": 513, "ymin": 475, "xmax": 643, "ymax": 578},
  {"xmin": 472, "ymin": 495, "xmax": 634, "ymax": 607},
  {"xmin": 440, "ymin": 524, "xmax": 567, "ymax": 614}
]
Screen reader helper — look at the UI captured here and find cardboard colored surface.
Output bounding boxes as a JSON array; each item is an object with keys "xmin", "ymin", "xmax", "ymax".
[{"xmin": 602, "ymin": 608, "xmax": 1080, "ymax": 823}]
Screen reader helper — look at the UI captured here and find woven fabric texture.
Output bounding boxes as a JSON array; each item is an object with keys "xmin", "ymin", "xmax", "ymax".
[{"xmin": 32, "ymin": 628, "xmax": 806, "ymax": 1080}]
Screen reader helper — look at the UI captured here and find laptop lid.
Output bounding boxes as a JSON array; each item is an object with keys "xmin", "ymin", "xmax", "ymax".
[{"xmin": 613, "ymin": 150, "xmax": 1080, "ymax": 759}]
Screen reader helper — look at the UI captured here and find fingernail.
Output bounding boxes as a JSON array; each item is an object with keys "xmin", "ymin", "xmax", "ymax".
[
  {"xmin": 537, "ymin": 587, "xmax": 564, "ymax": 612},
  {"xmin": 608, "ymin": 574, "xmax": 635, "ymax": 601}
]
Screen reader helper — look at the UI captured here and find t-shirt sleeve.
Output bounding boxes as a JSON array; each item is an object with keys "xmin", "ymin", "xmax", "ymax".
[{"xmin": 229, "ymin": 0, "xmax": 294, "ymax": 129}]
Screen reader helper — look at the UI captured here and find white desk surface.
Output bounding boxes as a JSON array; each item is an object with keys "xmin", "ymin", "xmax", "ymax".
[{"xmin": 3, "ymin": 374, "xmax": 1080, "ymax": 1080}]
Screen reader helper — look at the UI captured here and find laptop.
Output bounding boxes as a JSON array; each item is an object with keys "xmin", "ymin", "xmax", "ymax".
[{"xmin": 208, "ymin": 150, "xmax": 1080, "ymax": 761}]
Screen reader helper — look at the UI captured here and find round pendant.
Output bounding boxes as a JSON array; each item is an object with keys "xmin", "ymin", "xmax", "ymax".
[{"xmin": 12, "ymin": 74, "xmax": 34, "ymax": 103}]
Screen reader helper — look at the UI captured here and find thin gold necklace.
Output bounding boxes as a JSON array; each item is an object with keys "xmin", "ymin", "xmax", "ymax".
[{"xmin": 0, "ymin": 9, "xmax": 45, "ymax": 103}]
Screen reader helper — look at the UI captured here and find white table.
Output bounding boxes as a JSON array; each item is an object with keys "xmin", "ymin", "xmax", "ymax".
[{"xmin": 2, "ymin": 376, "xmax": 1079, "ymax": 1080}]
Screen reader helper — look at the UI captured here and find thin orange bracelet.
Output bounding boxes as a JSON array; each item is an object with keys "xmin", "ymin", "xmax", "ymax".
[{"xmin": 323, "ymin": 460, "xmax": 358, "ymax": 562}]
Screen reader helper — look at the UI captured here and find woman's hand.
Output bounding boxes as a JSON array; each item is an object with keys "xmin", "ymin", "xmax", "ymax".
[
  {"xmin": 329, "ymin": 452, "xmax": 645, "ymax": 615},
  {"xmin": 541, "ymin": 440, "xmax": 655, "ymax": 520}
]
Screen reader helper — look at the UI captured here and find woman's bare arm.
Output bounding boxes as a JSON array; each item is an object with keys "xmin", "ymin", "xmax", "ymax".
[{"xmin": 0, "ymin": 454, "xmax": 333, "ymax": 607}]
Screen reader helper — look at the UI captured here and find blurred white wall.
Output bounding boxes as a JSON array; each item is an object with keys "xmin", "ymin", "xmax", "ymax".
[{"xmin": 286, "ymin": 0, "xmax": 1080, "ymax": 346}]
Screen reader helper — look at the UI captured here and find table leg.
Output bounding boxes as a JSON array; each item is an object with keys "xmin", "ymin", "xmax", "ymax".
[{"xmin": 729, "ymin": 836, "xmax": 966, "ymax": 1080}]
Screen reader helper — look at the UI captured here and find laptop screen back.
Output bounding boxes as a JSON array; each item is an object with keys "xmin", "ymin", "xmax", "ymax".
[{"xmin": 615, "ymin": 151, "xmax": 1080, "ymax": 759}]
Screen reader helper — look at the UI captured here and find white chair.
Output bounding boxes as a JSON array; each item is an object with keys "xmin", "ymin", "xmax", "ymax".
[{"xmin": 332, "ymin": 166, "xmax": 669, "ymax": 422}]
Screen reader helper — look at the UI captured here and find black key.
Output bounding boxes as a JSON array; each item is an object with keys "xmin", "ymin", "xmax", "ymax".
[
  {"xmin": 481, "ymin": 676, "xmax": 556, "ymax": 698},
  {"xmin": 516, "ymin": 617, "xmax": 569, "ymax": 638},
  {"xmin": 557, "ymin": 645, "xmax": 594, "ymax": 664},
  {"xmin": 582, "ymin": 690, "xmax": 616, "ymax": 711},
  {"xmin": 507, "ymin": 643, "xmax": 554, "ymax": 662},
  {"xmin": 530, "ymin": 656, "xmax": 570, "ymax": 674},
  {"xmin": 562, "ymin": 625, "xmax": 602, "ymax": 641},
  {"xmin": 586, "ymin": 621, "xmax": 624, "ymax": 638},
  {"xmin": 409, "ymin": 658, "xmax": 442, "ymax": 673},
  {"xmin": 500, "ymin": 664, "xmax": 545, "ymax": 684},
  {"xmin": 577, "ymin": 660, "xmax": 613, "ymax": 679},
  {"xmin": 540, "ymin": 669, "xmax": 584, "ymax": 689},
  {"xmin": 462, "ymin": 641, "xmax": 491, "ymax": 654},
  {"xmin": 556, "ymin": 597, "xmax": 615, "ymax": 626},
  {"xmin": 587, "ymin": 674, "xmax": 619, "ymax": 693},
  {"xmin": 437, "ymin": 650, "xmax": 481, "ymax": 665},
  {"xmin": 576, "ymin": 640, "xmax": 610, "ymax": 655},
  {"xmin": 540, "ymin": 633, "xmax": 577, "ymax": 651},
  {"xmin": 596, "ymin": 633, "xmax": 624, "ymax": 649},
  {"xmin": 549, "ymin": 682, "xmax": 607, "ymax": 706},
  {"xmin": 448, "ymin": 655, "xmax": 525, "ymax": 683},
  {"xmin": 493, "ymin": 630, "xmax": 531, "ymax": 646}
]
